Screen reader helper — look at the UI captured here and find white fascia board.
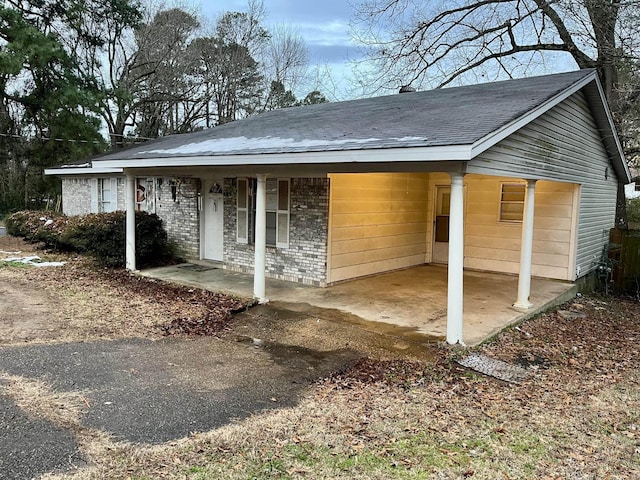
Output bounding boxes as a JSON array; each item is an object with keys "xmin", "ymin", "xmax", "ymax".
[
  {"xmin": 588, "ymin": 75, "xmax": 631, "ymax": 183},
  {"xmin": 96, "ymin": 144, "xmax": 473, "ymax": 169},
  {"xmin": 470, "ymin": 71, "xmax": 599, "ymax": 158},
  {"xmin": 44, "ymin": 167, "xmax": 123, "ymax": 176}
]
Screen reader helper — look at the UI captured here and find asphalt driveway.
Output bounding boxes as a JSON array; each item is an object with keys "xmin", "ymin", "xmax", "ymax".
[{"xmin": 0, "ymin": 333, "xmax": 359, "ymax": 479}]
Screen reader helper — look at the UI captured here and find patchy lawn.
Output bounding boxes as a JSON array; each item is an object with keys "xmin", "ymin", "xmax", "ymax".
[{"xmin": 1, "ymin": 237, "xmax": 639, "ymax": 479}]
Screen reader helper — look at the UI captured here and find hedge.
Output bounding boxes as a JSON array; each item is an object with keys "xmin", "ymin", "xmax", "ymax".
[{"xmin": 6, "ymin": 210, "xmax": 173, "ymax": 268}]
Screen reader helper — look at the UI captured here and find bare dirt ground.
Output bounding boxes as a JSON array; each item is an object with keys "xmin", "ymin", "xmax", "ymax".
[{"xmin": 1, "ymin": 236, "xmax": 639, "ymax": 479}]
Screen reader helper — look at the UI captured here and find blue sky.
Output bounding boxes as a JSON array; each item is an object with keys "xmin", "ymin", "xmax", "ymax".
[{"xmin": 201, "ymin": 0, "xmax": 361, "ymax": 98}]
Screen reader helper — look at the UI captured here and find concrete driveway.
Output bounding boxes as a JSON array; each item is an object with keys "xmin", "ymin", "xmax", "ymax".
[{"xmin": 143, "ymin": 264, "xmax": 577, "ymax": 345}]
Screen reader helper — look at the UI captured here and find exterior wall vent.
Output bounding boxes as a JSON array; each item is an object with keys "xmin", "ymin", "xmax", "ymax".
[{"xmin": 399, "ymin": 85, "xmax": 416, "ymax": 93}]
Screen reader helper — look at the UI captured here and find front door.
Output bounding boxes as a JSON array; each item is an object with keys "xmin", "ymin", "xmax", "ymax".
[
  {"xmin": 432, "ymin": 186, "xmax": 450, "ymax": 264},
  {"xmin": 204, "ymin": 181, "xmax": 224, "ymax": 261}
]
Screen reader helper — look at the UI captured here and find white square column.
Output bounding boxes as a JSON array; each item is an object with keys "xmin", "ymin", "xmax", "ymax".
[
  {"xmin": 447, "ymin": 172, "xmax": 465, "ymax": 345},
  {"xmin": 253, "ymin": 174, "xmax": 268, "ymax": 302},
  {"xmin": 125, "ymin": 173, "xmax": 136, "ymax": 271},
  {"xmin": 514, "ymin": 179, "xmax": 537, "ymax": 309}
]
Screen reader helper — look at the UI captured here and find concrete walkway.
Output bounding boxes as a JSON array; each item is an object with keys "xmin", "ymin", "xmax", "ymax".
[{"xmin": 141, "ymin": 264, "xmax": 578, "ymax": 346}]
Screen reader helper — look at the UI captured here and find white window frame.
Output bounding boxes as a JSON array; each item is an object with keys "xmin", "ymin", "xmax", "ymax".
[
  {"xmin": 100, "ymin": 178, "xmax": 118, "ymax": 212},
  {"xmin": 237, "ymin": 178, "xmax": 249, "ymax": 244},
  {"xmin": 91, "ymin": 178, "xmax": 117, "ymax": 213},
  {"xmin": 236, "ymin": 177, "xmax": 290, "ymax": 248},
  {"xmin": 499, "ymin": 183, "xmax": 525, "ymax": 223},
  {"xmin": 267, "ymin": 178, "xmax": 290, "ymax": 249}
]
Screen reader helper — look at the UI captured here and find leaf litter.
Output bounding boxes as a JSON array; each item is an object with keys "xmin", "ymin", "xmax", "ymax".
[{"xmin": 1, "ymin": 237, "xmax": 639, "ymax": 478}]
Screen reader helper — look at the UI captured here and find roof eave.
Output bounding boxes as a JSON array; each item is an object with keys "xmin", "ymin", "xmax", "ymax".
[
  {"xmin": 44, "ymin": 166, "xmax": 124, "ymax": 176},
  {"xmin": 469, "ymin": 70, "xmax": 600, "ymax": 159},
  {"xmin": 470, "ymin": 70, "xmax": 630, "ymax": 184},
  {"xmin": 96, "ymin": 144, "xmax": 474, "ymax": 169},
  {"xmin": 583, "ymin": 75, "xmax": 631, "ymax": 183}
]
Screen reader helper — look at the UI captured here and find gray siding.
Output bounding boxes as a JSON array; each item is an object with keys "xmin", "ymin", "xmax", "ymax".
[{"xmin": 468, "ymin": 90, "xmax": 618, "ymax": 278}]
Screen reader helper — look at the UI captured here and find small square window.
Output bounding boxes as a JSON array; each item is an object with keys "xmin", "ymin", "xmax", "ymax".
[{"xmin": 500, "ymin": 184, "xmax": 525, "ymax": 222}]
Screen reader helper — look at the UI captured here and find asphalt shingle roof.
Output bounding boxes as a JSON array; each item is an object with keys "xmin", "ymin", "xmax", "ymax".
[{"xmin": 97, "ymin": 69, "xmax": 594, "ymax": 161}]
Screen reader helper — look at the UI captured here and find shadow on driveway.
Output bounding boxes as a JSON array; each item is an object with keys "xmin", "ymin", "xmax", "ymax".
[
  {"xmin": 0, "ymin": 336, "xmax": 358, "ymax": 445},
  {"xmin": 0, "ymin": 334, "xmax": 359, "ymax": 479}
]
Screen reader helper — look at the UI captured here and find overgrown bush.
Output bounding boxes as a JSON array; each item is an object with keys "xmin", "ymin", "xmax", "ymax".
[
  {"xmin": 6, "ymin": 210, "xmax": 173, "ymax": 268},
  {"xmin": 627, "ymin": 197, "xmax": 640, "ymax": 225}
]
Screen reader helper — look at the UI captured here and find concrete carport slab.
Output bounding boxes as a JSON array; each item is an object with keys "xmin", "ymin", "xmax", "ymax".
[{"xmin": 141, "ymin": 264, "xmax": 578, "ymax": 346}]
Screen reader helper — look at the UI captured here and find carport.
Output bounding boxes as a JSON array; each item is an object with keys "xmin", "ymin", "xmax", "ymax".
[
  {"xmin": 140, "ymin": 263, "xmax": 577, "ymax": 346},
  {"xmin": 47, "ymin": 70, "xmax": 628, "ymax": 347}
]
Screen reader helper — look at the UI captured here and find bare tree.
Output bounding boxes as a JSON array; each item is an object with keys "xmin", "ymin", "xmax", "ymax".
[
  {"xmin": 351, "ymin": 1, "xmax": 639, "ymax": 106},
  {"xmin": 264, "ymin": 23, "xmax": 309, "ymax": 93}
]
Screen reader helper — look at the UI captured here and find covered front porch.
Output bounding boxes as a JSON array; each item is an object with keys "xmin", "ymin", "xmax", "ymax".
[{"xmin": 140, "ymin": 263, "xmax": 577, "ymax": 346}]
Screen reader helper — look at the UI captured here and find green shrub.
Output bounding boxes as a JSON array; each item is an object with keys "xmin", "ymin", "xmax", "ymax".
[{"xmin": 6, "ymin": 210, "xmax": 172, "ymax": 268}]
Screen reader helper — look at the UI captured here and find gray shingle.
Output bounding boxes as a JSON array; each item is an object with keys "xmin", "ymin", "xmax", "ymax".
[{"xmin": 96, "ymin": 70, "xmax": 594, "ymax": 161}]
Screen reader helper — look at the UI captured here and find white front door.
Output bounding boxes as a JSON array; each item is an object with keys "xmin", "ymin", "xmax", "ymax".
[
  {"xmin": 204, "ymin": 181, "xmax": 224, "ymax": 261},
  {"xmin": 432, "ymin": 186, "xmax": 450, "ymax": 264}
]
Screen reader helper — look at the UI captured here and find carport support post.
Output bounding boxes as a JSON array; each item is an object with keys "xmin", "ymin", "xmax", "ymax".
[
  {"xmin": 447, "ymin": 172, "xmax": 465, "ymax": 345},
  {"xmin": 253, "ymin": 174, "xmax": 267, "ymax": 302},
  {"xmin": 125, "ymin": 173, "xmax": 136, "ymax": 271},
  {"xmin": 514, "ymin": 179, "xmax": 537, "ymax": 309}
]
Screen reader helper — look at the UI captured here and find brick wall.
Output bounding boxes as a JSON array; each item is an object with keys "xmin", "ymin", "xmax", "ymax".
[
  {"xmin": 223, "ymin": 177, "xmax": 329, "ymax": 286},
  {"xmin": 61, "ymin": 176, "xmax": 125, "ymax": 215},
  {"xmin": 154, "ymin": 177, "xmax": 200, "ymax": 259},
  {"xmin": 61, "ymin": 175, "xmax": 329, "ymax": 284},
  {"xmin": 61, "ymin": 177, "xmax": 92, "ymax": 216}
]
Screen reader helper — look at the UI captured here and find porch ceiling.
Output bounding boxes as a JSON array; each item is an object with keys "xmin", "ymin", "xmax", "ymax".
[{"xmin": 140, "ymin": 264, "xmax": 576, "ymax": 346}]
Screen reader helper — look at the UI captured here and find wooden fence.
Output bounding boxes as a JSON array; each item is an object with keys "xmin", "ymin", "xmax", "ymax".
[{"xmin": 609, "ymin": 228, "xmax": 640, "ymax": 294}]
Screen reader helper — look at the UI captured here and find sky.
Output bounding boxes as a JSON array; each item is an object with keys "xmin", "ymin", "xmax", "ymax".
[{"xmin": 201, "ymin": 0, "xmax": 362, "ymax": 99}]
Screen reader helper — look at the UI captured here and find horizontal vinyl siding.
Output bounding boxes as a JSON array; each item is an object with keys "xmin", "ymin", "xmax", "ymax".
[
  {"xmin": 469, "ymin": 91, "xmax": 617, "ymax": 278},
  {"xmin": 328, "ymin": 173, "xmax": 429, "ymax": 283},
  {"xmin": 461, "ymin": 176, "xmax": 575, "ymax": 280}
]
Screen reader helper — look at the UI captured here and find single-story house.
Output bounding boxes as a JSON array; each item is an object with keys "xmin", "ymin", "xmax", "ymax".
[{"xmin": 46, "ymin": 69, "xmax": 630, "ymax": 344}]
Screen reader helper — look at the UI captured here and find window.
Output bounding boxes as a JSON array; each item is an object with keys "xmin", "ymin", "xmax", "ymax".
[
  {"xmin": 99, "ymin": 179, "xmax": 117, "ymax": 212},
  {"xmin": 91, "ymin": 178, "xmax": 117, "ymax": 213},
  {"xmin": 499, "ymin": 183, "xmax": 525, "ymax": 222},
  {"xmin": 237, "ymin": 177, "xmax": 290, "ymax": 248},
  {"xmin": 237, "ymin": 178, "xmax": 249, "ymax": 243},
  {"xmin": 267, "ymin": 178, "xmax": 290, "ymax": 248}
]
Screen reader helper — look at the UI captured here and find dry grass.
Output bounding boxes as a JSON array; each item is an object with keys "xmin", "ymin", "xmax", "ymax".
[
  {"xmin": 41, "ymin": 296, "xmax": 640, "ymax": 479},
  {"xmin": 40, "ymin": 366, "xmax": 640, "ymax": 480},
  {"xmin": 2, "ymin": 236, "xmax": 639, "ymax": 479}
]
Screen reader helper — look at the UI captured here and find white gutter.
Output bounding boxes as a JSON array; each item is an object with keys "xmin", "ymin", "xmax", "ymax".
[
  {"xmin": 44, "ymin": 167, "xmax": 124, "ymax": 176},
  {"xmin": 94, "ymin": 144, "xmax": 473, "ymax": 169}
]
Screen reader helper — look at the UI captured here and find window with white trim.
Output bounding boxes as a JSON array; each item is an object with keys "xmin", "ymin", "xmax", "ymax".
[
  {"xmin": 100, "ymin": 178, "xmax": 117, "ymax": 212},
  {"xmin": 237, "ymin": 178, "xmax": 249, "ymax": 243},
  {"xmin": 90, "ymin": 178, "xmax": 118, "ymax": 213},
  {"xmin": 499, "ymin": 183, "xmax": 525, "ymax": 222},
  {"xmin": 266, "ymin": 178, "xmax": 290, "ymax": 248},
  {"xmin": 236, "ymin": 177, "xmax": 290, "ymax": 248}
]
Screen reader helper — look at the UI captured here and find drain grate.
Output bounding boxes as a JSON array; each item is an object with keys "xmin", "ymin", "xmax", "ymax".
[
  {"xmin": 457, "ymin": 353, "xmax": 530, "ymax": 384},
  {"xmin": 177, "ymin": 264, "xmax": 217, "ymax": 272}
]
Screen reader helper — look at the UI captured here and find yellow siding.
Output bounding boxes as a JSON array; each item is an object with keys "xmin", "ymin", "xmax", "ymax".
[
  {"xmin": 328, "ymin": 173, "xmax": 429, "ymax": 283},
  {"xmin": 457, "ymin": 176, "xmax": 576, "ymax": 279},
  {"xmin": 328, "ymin": 173, "xmax": 576, "ymax": 283}
]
